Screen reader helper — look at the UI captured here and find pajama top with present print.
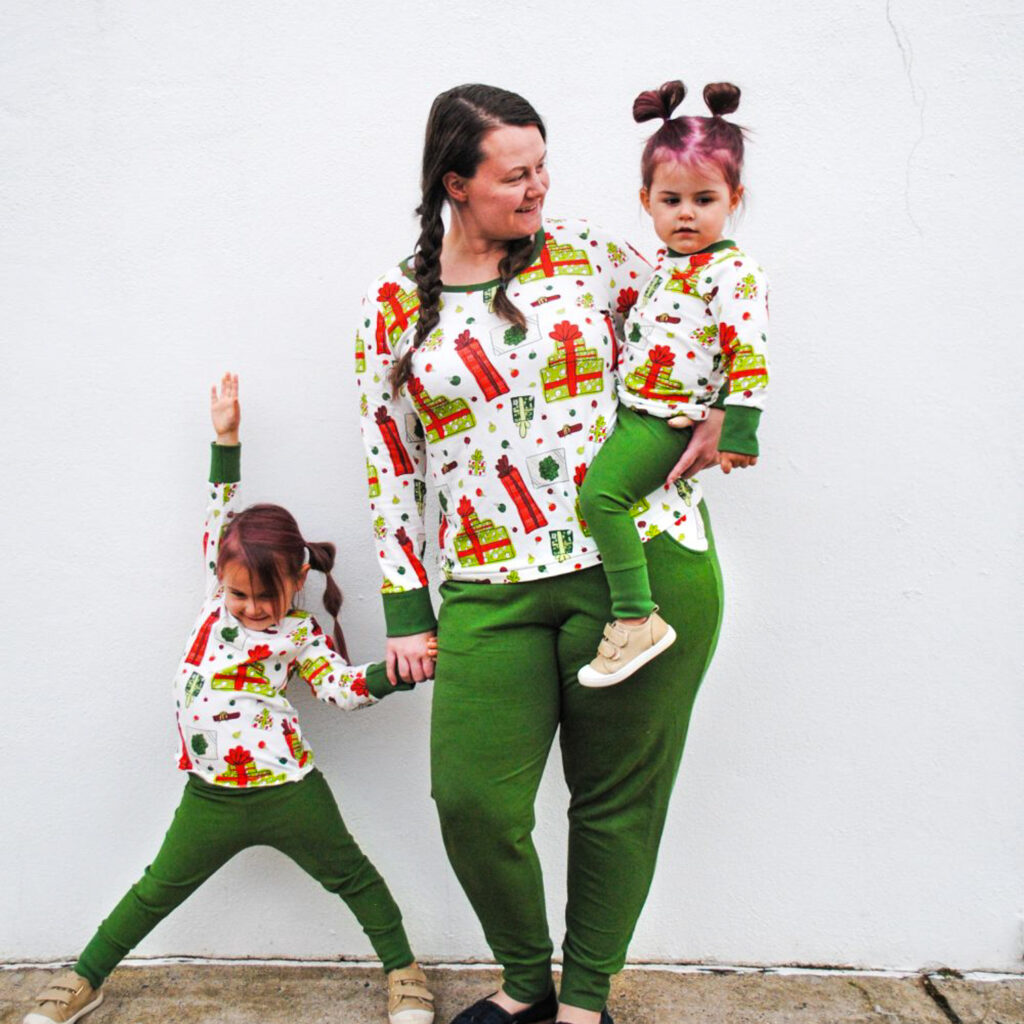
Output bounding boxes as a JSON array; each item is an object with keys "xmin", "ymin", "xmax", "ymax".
[
  {"xmin": 173, "ymin": 443, "xmax": 391, "ymax": 788},
  {"xmin": 619, "ymin": 240, "xmax": 770, "ymax": 455},
  {"xmin": 355, "ymin": 218, "xmax": 714, "ymax": 636}
]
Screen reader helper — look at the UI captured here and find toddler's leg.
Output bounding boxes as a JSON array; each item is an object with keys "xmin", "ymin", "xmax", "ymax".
[
  {"xmin": 74, "ymin": 778, "xmax": 247, "ymax": 987},
  {"xmin": 268, "ymin": 770, "xmax": 414, "ymax": 972},
  {"xmin": 577, "ymin": 406, "xmax": 693, "ymax": 686}
]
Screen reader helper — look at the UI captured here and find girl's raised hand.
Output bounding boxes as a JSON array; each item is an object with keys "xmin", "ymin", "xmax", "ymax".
[{"xmin": 211, "ymin": 372, "xmax": 240, "ymax": 445}]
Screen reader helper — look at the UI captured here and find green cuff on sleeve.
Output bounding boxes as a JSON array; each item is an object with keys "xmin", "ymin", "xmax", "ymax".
[
  {"xmin": 719, "ymin": 406, "xmax": 762, "ymax": 457},
  {"xmin": 365, "ymin": 661, "xmax": 414, "ymax": 699},
  {"xmin": 382, "ymin": 588, "xmax": 437, "ymax": 637},
  {"xmin": 210, "ymin": 443, "xmax": 241, "ymax": 483}
]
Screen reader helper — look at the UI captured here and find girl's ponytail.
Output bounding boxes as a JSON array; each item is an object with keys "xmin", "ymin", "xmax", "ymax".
[
  {"xmin": 305, "ymin": 540, "xmax": 350, "ymax": 662},
  {"xmin": 703, "ymin": 82, "xmax": 741, "ymax": 117},
  {"xmin": 633, "ymin": 80, "xmax": 687, "ymax": 124}
]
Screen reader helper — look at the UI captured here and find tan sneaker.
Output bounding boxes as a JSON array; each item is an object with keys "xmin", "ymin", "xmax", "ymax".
[
  {"xmin": 23, "ymin": 971, "xmax": 103, "ymax": 1024},
  {"xmin": 387, "ymin": 962, "xmax": 434, "ymax": 1024},
  {"xmin": 577, "ymin": 610, "xmax": 677, "ymax": 687}
]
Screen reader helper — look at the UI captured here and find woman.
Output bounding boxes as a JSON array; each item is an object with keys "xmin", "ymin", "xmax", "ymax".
[{"xmin": 356, "ymin": 84, "xmax": 724, "ymax": 1024}]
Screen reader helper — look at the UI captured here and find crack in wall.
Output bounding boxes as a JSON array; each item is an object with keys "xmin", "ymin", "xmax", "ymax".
[
  {"xmin": 885, "ymin": 0, "xmax": 926, "ymax": 236},
  {"xmin": 920, "ymin": 973, "xmax": 966, "ymax": 1024}
]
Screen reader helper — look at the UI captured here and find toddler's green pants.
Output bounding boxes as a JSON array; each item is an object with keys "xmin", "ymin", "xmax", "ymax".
[
  {"xmin": 579, "ymin": 404, "xmax": 695, "ymax": 618},
  {"xmin": 75, "ymin": 768, "xmax": 414, "ymax": 987},
  {"xmin": 431, "ymin": 513, "xmax": 723, "ymax": 1011}
]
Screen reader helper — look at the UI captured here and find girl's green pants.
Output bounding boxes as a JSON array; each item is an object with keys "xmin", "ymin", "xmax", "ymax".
[
  {"xmin": 578, "ymin": 404, "xmax": 696, "ymax": 618},
  {"xmin": 431, "ymin": 511, "xmax": 723, "ymax": 1011},
  {"xmin": 75, "ymin": 768, "xmax": 413, "ymax": 987}
]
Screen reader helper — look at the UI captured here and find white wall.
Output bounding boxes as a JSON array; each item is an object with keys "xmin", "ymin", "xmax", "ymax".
[{"xmin": 3, "ymin": 0, "xmax": 1021, "ymax": 972}]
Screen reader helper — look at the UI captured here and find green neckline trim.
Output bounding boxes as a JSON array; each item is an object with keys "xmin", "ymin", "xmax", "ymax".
[
  {"xmin": 666, "ymin": 238, "xmax": 736, "ymax": 259},
  {"xmin": 399, "ymin": 229, "xmax": 546, "ymax": 294}
]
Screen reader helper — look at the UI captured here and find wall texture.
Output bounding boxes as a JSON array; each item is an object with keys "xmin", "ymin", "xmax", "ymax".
[{"xmin": 2, "ymin": 0, "xmax": 1021, "ymax": 972}]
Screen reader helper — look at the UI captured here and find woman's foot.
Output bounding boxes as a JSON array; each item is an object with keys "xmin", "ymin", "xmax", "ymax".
[
  {"xmin": 577, "ymin": 610, "xmax": 676, "ymax": 687},
  {"xmin": 23, "ymin": 971, "xmax": 103, "ymax": 1024},
  {"xmin": 387, "ymin": 962, "xmax": 435, "ymax": 1024},
  {"xmin": 447, "ymin": 986, "xmax": 557, "ymax": 1023}
]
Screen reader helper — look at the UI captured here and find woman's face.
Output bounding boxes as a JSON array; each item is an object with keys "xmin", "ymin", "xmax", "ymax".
[{"xmin": 445, "ymin": 124, "xmax": 549, "ymax": 241}]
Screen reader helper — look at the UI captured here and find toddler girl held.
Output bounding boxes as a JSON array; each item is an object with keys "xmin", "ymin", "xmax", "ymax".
[
  {"xmin": 23, "ymin": 374, "xmax": 434, "ymax": 1024},
  {"xmin": 578, "ymin": 80, "xmax": 771, "ymax": 687}
]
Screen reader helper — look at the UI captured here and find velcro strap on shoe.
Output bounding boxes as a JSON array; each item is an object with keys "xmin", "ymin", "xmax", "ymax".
[
  {"xmin": 37, "ymin": 983, "xmax": 77, "ymax": 1004},
  {"xmin": 602, "ymin": 622, "xmax": 628, "ymax": 646},
  {"xmin": 393, "ymin": 978, "xmax": 433, "ymax": 1002}
]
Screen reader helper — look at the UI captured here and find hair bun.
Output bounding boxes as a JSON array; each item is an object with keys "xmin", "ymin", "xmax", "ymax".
[
  {"xmin": 703, "ymin": 82, "xmax": 740, "ymax": 117},
  {"xmin": 633, "ymin": 80, "xmax": 687, "ymax": 124}
]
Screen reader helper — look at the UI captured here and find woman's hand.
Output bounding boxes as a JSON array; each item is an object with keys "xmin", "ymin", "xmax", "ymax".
[
  {"xmin": 720, "ymin": 451, "xmax": 758, "ymax": 474},
  {"xmin": 387, "ymin": 632, "xmax": 436, "ymax": 685},
  {"xmin": 666, "ymin": 408, "xmax": 724, "ymax": 483},
  {"xmin": 211, "ymin": 372, "xmax": 240, "ymax": 445}
]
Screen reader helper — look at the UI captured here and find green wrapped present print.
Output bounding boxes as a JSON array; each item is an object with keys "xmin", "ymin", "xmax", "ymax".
[
  {"xmin": 549, "ymin": 529, "xmax": 573, "ymax": 562},
  {"xmin": 540, "ymin": 321, "xmax": 604, "ymax": 403},
  {"xmin": 184, "ymin": 672, "xmax": 205, "ymax": 708},
  {"xmin": 407, "ymin": 377, "xmax": 475, "ymax": 443},
  {"xmin": 211, "ymin": 659, "xmax": 276, "ymax": 698},
  {"xmin": 355, "ymin": 330, "xmax": 366, "ymax": 373},
  {"xmin": 367, "ymin": 458, "xmax": 380, "ymax": 498},
  {"xmin": 511, "ymin": 395, "xmax": 535, "ymax": 437},
  {"xmin": 728, "ymin": 344, "xmax": 768, "ymax": 394},
  {"xmin": 454, "ymin": 495, "xmax": 515, "ymax": 567},
  {"xmin": 518, "ymin": 233, "xmax": 592, "ymax": 282}
]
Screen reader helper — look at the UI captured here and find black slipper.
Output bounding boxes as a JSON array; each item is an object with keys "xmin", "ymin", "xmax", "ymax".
[{"xmin": 447, "ymin": 988, "xmax": 558, "ymax": 1024}]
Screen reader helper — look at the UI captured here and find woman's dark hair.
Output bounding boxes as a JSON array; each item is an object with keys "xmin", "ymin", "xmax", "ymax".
[
  {"xmin": 217, "ymin": 503, "xmax": 349, "ymax": 660},
  {"xmin": 634, "ymin": 79, "xmax": 746, "ymax": 192},
  {"xmin": 389, "ymin": 84, "xmax": 546, "ymax": 391}
]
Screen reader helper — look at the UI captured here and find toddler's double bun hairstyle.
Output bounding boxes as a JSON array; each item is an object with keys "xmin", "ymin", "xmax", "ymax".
[{"xmin": 633, "ymin": 79, "xmax": 746, "ymax": 192}]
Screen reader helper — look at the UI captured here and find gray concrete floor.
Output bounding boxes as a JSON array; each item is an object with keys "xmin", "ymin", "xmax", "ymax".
[{"xmin": 2, "ymin": 963, "xmax": 1022, "ymax": 1024}]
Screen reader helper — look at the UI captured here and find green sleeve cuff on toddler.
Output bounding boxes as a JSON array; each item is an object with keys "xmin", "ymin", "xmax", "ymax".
[
  {"xmin": 210, "ymin": 442, "xmax": 241, "ymax": 482},
  {"xmin": 366, "ymin": 661, "xmax": 416, "ymax": 698}
]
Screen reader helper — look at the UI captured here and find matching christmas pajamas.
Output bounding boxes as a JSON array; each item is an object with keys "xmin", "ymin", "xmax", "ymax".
[
  {"xmin": 580, "ymin": 239, "xmax": 770, "ymax": 619},
  {"xmin": 73, "ymin": 443, "xmax": 414, "ymax": 986},
  {"xmin": 357, "ymin": 219, "xmax": 725, "ymax": 1010}
]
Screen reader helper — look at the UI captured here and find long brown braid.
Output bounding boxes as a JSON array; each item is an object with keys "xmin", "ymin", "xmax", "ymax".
[{"xmin": 389, "ymin": 84, "xmax": 546, "ymax": 392}]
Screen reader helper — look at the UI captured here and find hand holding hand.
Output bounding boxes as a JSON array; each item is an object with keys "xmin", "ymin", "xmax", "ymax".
[
  {"xmin": 211, "ymin": 372, "xmax": 240, "ymax": 444},
  {"xmin": 387, "ymin": 632, "xmax": 436, "ymax": 686},
  {"xmin": 720, "ymin": 451, "xmax": 758, "ymax": 474},
  {"xmin": 666, "ymin": 408, "xmax": 724, "ymax": 483}
]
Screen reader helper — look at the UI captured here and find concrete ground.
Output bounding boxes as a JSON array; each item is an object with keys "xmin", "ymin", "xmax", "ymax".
[{"xmin": 2, "ymin": 963, "xmax": 1022, "ymax": 1024}]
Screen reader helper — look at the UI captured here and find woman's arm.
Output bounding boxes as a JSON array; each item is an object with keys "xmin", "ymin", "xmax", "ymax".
[{"xmin": 354, "ymin": 280, "xmax": 436, "ymax": 682}]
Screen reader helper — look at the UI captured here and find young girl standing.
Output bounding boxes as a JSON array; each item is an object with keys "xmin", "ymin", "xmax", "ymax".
[
  {"xmin": 578, "ymin": 80, "xmax": 770, "ymax": 687},
  {"xmin": 23, "ymin": 374, "xmax": 434, "ymax": 1024}
]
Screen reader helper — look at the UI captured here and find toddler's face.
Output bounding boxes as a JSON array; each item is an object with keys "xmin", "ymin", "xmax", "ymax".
[
  {"xmin": 220, "ymin": 560, "xmax": 304, "ymax": 631},
  {"xmin": 640, "ymin": 161, "xmax": 742, "ymax": 255}
]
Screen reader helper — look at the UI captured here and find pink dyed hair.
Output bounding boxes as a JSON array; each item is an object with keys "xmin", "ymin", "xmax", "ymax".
[
  {"xmin": 217, "ymin": 503, "xmax": 349, "ymax": 660},
  {"xmin": 635, "ymin": 80, "xmax": 746, "ymax": 192}
]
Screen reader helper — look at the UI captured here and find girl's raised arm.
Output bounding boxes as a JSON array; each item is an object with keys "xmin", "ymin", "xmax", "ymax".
[
  {"xmin": 203, "ymin": 373, "xmax": 242, "ymax": 591},
  {"xmin": 210, "ymin": 372, "xmax": 240, "ymax": 445}
]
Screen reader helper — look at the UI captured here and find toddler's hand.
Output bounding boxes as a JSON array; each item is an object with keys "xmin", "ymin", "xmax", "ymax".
[
  {"xmin": 425, "ymin": 635, "xmax": 438, "ymax": 658},
  {"xmin": 211, "ymin": 372, "xmax": 240, "ymax": 444},
  {"xmin": 719, "ymin": 451, "xmax": 758, "ymax": 474}
]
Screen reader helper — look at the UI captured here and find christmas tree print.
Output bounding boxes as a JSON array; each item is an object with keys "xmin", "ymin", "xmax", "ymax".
[
  {"xmin": 606, "ymin": 241, "xmax": 627, "ymax": 267},
  {"xmin": 734, "ymin": 273, "xmax": 758, "ymax": 300},
  {"xmin": 252, "ymin": 707, "xmax": 274, "ymax": 730},
  {"xmin": 504, "ymin": 324, "xmax": 527, "ymax": 346},
  {"xmin": 407, "ymin": 377, "xmax": 475, "ymax": 443},
  {"xmin": 519, "ymin": 232, "xmax": 593, "ymax": 282},
  {"xmin": 455, "ymin": 329, "xmax": 509, "ymax": 400},
  {"xmin": 540, "ymin": 321, "xmax": 604, "ymax": 403},
  {"xmin": 496, "ymin": 455, "xmax": 548, "ymax": 533},
  {"xmin": 537, "ymin": 455, "xmax": 560, "ymax": 482},
  {"xmin": 454, "ymin": 496, "xmax": 515, "ymax": 566},
  {"xmin": 588, "ymin": 415, "xmax": 608, "ymax": 444}
]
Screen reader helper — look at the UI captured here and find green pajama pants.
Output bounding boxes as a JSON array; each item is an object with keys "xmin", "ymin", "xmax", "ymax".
[
  {"xmin": 579, "ymin": 404, "xmax": 695, "ymax": 618},
  {"xmin": 75, "ymin": 768, "xmax": 413, "ymax": 988},
  {"xmin": 431, "ymin": 514, "xmax": 723, "ymax": 1011}
]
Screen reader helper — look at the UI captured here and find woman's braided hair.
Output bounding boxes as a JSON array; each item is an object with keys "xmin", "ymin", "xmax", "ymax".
[{"xmin": 389, "ymin": 84, "xmax": 546, "ymax": 391}]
